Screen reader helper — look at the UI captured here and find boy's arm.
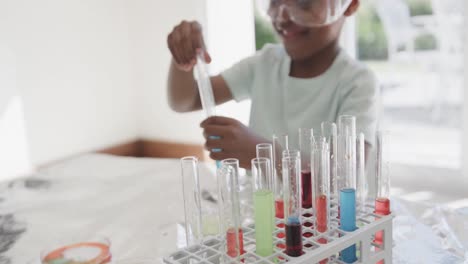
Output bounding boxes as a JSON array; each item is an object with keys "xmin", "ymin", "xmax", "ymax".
[
  {"xmin": 166, "ymin": 20, "xmax": 233, "ymax": 113},
  {"xmin": 167, "ymin": 60, "xmax": 233, "ymax": 113}
]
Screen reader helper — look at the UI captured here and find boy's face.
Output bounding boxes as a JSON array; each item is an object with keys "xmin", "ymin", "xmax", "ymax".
[
  {"xmin": 271, "ymin": 0, "xmax": 359, "ymax": 61},
  {"xmin": 274, "ymin": 17, "xmax": 344, "ymax": 61}
]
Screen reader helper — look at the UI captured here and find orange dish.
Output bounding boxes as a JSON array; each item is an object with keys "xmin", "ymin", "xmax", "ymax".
[{"xmin": 42, "ymin": 241, "xmax": 111, "ymax": 264}]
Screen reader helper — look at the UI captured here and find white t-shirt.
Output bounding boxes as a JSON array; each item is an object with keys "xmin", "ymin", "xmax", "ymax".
[{"xmin": 221, "ymin": 44, "xmax": 379, "ymax": 146}]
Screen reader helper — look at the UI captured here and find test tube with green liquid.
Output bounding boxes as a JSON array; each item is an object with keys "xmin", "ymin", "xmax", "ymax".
[{"xmin": 251, "ymin": 158, "xmax": 275, "ymax": 257}]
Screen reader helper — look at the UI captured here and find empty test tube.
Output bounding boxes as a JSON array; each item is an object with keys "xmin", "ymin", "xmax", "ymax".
[
  {"xmin": 256, "ymin": 143, "xmax": 274, "ymax": 173},
  {"xmin": 180, "ymin": 157, "xmax": 203, "ymax": 247},
  {"xmin": 357, "ymin": 133, "xmax": 368, "ymax": 213}
]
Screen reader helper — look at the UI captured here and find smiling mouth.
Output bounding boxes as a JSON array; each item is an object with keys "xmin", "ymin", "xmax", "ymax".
[{"xmin": 277, "ymin": 27, "xmax": 309, "ymax": 40}]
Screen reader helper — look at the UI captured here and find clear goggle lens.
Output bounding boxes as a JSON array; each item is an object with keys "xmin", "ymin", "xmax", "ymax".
[{"xmin": 256, "ymin": 0, "xmax": 353, "ymax": 27}]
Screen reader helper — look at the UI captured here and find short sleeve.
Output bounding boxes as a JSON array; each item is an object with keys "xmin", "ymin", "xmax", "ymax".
[
  {"xmin": 220, "ymin": 54, "xmax": 259, "ymax": 102},
  {"xmin": 337, "ymin": 68, "xmax": 380, "ymax": 146}
]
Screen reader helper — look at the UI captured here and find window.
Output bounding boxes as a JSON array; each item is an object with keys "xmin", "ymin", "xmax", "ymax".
[{"xmin": 358, "ymin": 0, "xmax": 464, "ymax": 169}]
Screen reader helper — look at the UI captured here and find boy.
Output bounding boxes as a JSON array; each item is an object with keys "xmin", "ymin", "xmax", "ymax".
[{"xmin": 166, "ymin": 0, "xmax": 378, "ymax": 169}]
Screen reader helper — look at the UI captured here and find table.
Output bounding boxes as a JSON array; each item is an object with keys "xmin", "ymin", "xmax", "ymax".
[{"xmin": 1, "ymin": 154, "xmax": 466, "ymax": 263}]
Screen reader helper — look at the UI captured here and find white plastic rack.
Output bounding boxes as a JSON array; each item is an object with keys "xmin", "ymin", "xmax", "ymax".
[{"xmin": 164, "ymin": 199, "xmax": 393, "ymax": 264}]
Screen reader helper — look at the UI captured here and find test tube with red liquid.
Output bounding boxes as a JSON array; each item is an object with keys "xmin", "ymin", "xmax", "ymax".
[
  {"xmin": 180, "ymin": 157, "xmax": 203, "ymax": 247},
  {"xmin": 299, "ymin": 128, "xmax": 314, "ymax": 209},
  {"xmin": 313, "ymin": 137, "xmax": 331, "ymax": 264},
  {"xmin": 374, "ymin": 131, "xmax": 391, "ymax": 244},
  {"xmin": 321, "ymin": 122, "xmax": 338, "ymax": 202},
  {"xmin": 217, "ymin": 159, "xmax": 244, "ymax": 260},
  {"xmin": 273, "ymin": 135, "xmax": 289, "ymax": 219},
  {"xmin": 282, "ymin": 154, "xmax": 303, "ymax": 257}
]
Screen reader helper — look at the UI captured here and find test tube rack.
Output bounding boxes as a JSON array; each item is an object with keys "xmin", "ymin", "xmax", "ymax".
[{"xmin": 163, "ymin": 197, "xmax": 393, "ymax": 264}]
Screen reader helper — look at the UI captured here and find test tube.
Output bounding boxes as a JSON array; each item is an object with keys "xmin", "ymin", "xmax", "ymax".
[
  {"xmin": 217, "ymin": 159, "xmax": 244, "ymax": 260},
  {"xmin": 282, "ymin": 155, "xmax": 303, "ymax": 257},
  {"xmin": 256, "ymin": 143, "xmax": 274, "ymax": 172},
  {"xmin": 195, "ymin": 50, "xmax": 216, "ymax": 118},
  {"xmin": 374, "ymin": 131, "xmax": 391, "ymax": 245},
  {"xmin": 321, "ymin": 122, "xmax": 338, "ymax": 201},
  {"xmin": 282, "ymin": 149, "xmax": 300, "ymax": 159},
  {"xmin": 314, "ymin": 138, "xmax": 330, "ymax": 264},
  {"xmin": 357, "ymin": 133, "xmax": 368, "ymax": 213},
  {"xmin": 273, "ymin": 134, "xmax": 289, "ymax": 219},
  {"xmin": 195, "ymin": 50, "xmax": 222, "ymax": 168},
  {"xmin": 338, "ymin": 115, "xmax": 357, "ymax": 263},
  {"xmin": 314, "ymin": 138, "xmax": 330, "ymax": 235},
  {"xmin": 251, "ymin": 158, "xmax": 275, "ymax": 257},
  {"xmin": 180, "ymin": 157, "xmax": 203, "ymax": 247},
  {"xmin": 255, "ymin": 143, "xmax": 275, "ymax": 226},
  {"xmin": 299, "ymin": 128, "xmax": 314, "ymax": 209}
]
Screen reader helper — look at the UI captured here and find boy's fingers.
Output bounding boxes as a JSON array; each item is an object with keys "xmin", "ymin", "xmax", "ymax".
[
  {"xmin": 180, "ymin": 22, "xmax": 194, "ymax": 62},
  {"xmin": 204, "ymin": 51, "xmax": 212, "ymax": 63},
  {"xmin": 172, "ymin": 32, "xmax": 187, "ymax": 64},
  {"xmin": 191, "ymin": 22, "xmax": 205, "ymax": 50},
  {"xmin": 202, "ymin": 125, "xmax": 231, "ymax": 139},
  {"xmin": 204, "ymin": 138, "xmax": 223, "ymax": 150},
  {"xmin": 168, "ymin": 34, "xmax": 182, "ymax": 65}
]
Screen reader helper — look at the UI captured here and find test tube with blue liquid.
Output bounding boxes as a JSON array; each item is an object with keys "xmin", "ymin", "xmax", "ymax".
[
  {"xmin": 217, "ymin": 159, "xmax": 244, "ymax": 261},
  {"xmin": 338, "ymin": 115, "xmax": 357, "ymax": 263},
  {"xmin": 194, "ymin": 49, "xmax": 222, "ymax": 168},
  {"xmin": 282, "ymin": 154, "xmax": 303, "ymax": 257}
]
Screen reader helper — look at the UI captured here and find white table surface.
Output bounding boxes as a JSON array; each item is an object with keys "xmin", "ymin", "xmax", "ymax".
[
  {"xmin": 1, "ymin": 154, "xmax": 220, "ymax": 263},
  {"xmin": 1, "ymin": 154, "xmax": 467, "ymax": 263}
]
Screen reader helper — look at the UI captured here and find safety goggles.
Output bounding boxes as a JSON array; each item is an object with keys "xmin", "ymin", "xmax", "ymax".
[{"xmin": 256, "ymin": 0, "xmax": 353, "ymax": 27}]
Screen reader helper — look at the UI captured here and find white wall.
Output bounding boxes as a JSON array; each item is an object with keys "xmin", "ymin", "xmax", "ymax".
[
  {"xmin": 0, "ymin": 46, "xmax": 31, "ymax": 178},
  {"xmin": 0, "ymin": 0, "xmax": 256, "ymax": 177},
  {"xmin": 464, "ymin": 0, "xmax": 468, "ymax": 178},
  {"xmin": 127, "ymin": 0, "xmax": 207, "ymax": 144},
  {"xmin": 0, "ymin": 0, "xmax": 138, "ymax": 168}
]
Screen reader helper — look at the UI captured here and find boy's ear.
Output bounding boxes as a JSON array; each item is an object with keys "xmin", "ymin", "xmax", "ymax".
[{"xmin": 344, "ymin": 0, "xmax": 360, "ymax": 16}]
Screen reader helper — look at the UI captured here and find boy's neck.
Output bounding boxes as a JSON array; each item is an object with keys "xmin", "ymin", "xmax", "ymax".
[{"xmin": 289, "ymin": 42, "xmax": 340, "ymax": 79}]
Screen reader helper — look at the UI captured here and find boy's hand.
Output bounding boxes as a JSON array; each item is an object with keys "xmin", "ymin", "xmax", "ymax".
[
  {"xmin": 201, "ymin": 116, "xmax": 269, "ymax": 169},
  {"xmin": 167, "ymin": 20, "xmax": 212, "ymax": 72}
]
